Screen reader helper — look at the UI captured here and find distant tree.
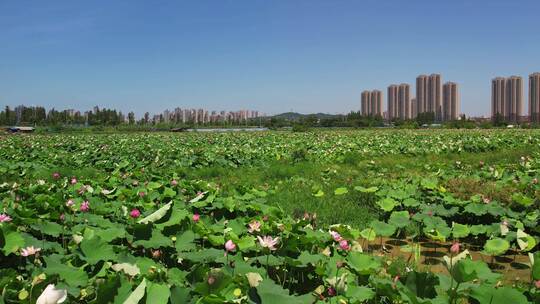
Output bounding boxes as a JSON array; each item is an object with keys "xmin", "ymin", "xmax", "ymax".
[
  {"xmin": 416, "ymin": 112, "xmax": 435, "ymax": 125},
  {"xmin": 492, "ymin": 113, "xmax": 506, "ymax": 127},
  {"xmin": 144, "ymin": 112, "xmax": 150, "ymax": 124},
  {"xmin": 128, "ymin": 112, "xmax": 135, "ymax": 125}
]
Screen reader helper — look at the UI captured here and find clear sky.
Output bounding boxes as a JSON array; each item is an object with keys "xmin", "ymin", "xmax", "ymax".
[{"xmin": 1, "ymin": 0, "xmax": 539, "ymax": 117}]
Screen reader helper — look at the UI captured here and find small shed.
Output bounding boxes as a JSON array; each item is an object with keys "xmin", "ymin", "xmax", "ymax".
[{"xmin": 7, "ymin": 126, "xmax": 35, "ymax": 133}]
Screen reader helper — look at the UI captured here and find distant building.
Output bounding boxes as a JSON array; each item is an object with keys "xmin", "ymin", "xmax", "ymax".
[
  {"xmin": 398, "ymin": 84, "xmax": 411, "ymax": 120},
  {"xmin": 492, "ymin": 76, "xmax": 523, "ymax": 122},
  {"xmin": 416, "ymin": 75, "xmax": 427, "ymax": 116},
  {"xmin": 416, "ymin": 74, "xmax": 442, "ymax": 120},
  {"xmin": 442, "ymin": 82, "xmax": 460, "ymax": 121},
  {"xmin": 361, "ymin": 90, "xmax": 383, "ymax": 116},
  {"xmin": 387, "ymin": 85, "xmax": 398, "ymax": 120},
  {"xmin": 530, "ymin": 72, "xmax": 540, "ymax": 123}
]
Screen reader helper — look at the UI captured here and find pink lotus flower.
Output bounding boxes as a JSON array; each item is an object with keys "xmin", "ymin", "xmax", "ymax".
[
  {"xmin": 0, "ymin": 213, "xmax": 12, "ymax": 223},
  {"xmin": 59, "ymin": 213, "xmax": 65, "ymax": 221},
  {"xmin": 225, "ymin": 240, "xmax": 236, "ymax": 253},
  {"xmin": 66, "ymin": 199, "xmax": 75, "ymax": 207},
  {"xmin": 257, "ymin": 235, "xmax": 279, "ymax": 251},
  {"xmin": 130, "ymin": 209, "xmax": 141, "ymax": 218},
  {"xmin": 330, "ymin": 231, "xmax": 342, "ymax": 242},
  {"xmin": 427, "ymin": 211, "xmax": 433, "ymax": 217},
  {"xmin": 70, "ymin": 177, "xmax": 77, "ymax": 185},
  {"xmin": 450, "ymin": 242, "xmax": 460, "ymax": 254},
  {"xmin": 535, "ymin": 280, "xmax": 540, "ymax": 289},
  {"xmin": 138, "ymin": 191, "xmax": 145, "ymax": 198},
  {"xmin": 327, "ymin": 286, "xmax": 336, "ymax": 296},
  {"xmin": 80, "ymin": 201, "xmax": 90, "ymax": 212},
  {"xmin": 171, "ymin": 179, "xmax": 178, "ymax": 186},
  {"xmin": 482, "ymin": 197, "xmax": 491, "ymax": 204},
  {"xmin": 52, "ymin": 172, "xmax": 60, "ymax": 179},
  {"xmin": 339, "ymin": 239, "xmax": 350, "ymax": 251},
  {"xmin": 248, "ymin": 220, "xmax": 261, "ymax": 233},
  {"xmin": 21, "ymin": 246, "xmax": 41, "ymax": 256},
  {"xmin": 533, "ymin": 178, "xmax": 538, "ymax": 185},
  {"xmin": 192, "ymin": 213, "xmax": 200, "ymax": 222}
]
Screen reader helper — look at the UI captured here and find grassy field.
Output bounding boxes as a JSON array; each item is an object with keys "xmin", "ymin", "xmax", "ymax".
[{"xmin": 183, "ymin": 145, "xmax": 533, "ymax": 228}]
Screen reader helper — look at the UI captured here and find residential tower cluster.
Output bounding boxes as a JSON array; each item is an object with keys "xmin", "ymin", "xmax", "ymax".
[
  {"xmin": 361, "ymin": 72, "xmax": 540, "ymax": 123},
  {"xmin": 156, "ymin": 108, "xmax": 260, "ymax": 125},
  {"xmin": 489, "ymin": 73, "xmax": 540, "ymax": 123},
  {"xmin": 361, "ymin": 74, "xmax": 460, "ymax": 122}
]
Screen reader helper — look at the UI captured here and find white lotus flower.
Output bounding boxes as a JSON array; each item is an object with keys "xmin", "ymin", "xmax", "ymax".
[
  {"xmin": 443, "ymin": 249, "xmax": 470, "ymax": 268},
  {"xmin": 36, "ymin": 284, "xmax": 67, "ymax": 304},
  {"xmin": 257, "ymin": 235, "xmax": 279, "ymax": 251}
]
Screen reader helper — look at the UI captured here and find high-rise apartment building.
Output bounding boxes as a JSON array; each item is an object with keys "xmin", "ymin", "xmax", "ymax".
[
  {"xmin": 506, "ymin": 76, "xmax": 523, "ymax": 122},
  {"xmin": 361, "ymin": 90, "xmax": 383, "ymax": 116},
  {"xmin": 442, "ymin": 82, "xmax": 460, "ymax": 121},
  {"xmin": 428, "ymin": 74, "xmax": 442, "ymax": 120},
  {"xmin": 492, "ymin": 76, "xmax": 523, "ymax": 122},
  {"xmin": 416, "ymin": 75, "xmax": 428, "ymax": 116},
  {"xmin": 387, "ymin": 85, "xmax": 398, "ymax": 120},
  {"xmin": 398, "ymin": 84, "xmax": 411, "ymax": 120},
  {"xmin": 491, "ymin": 77, "xmax": 505, "ymax": 119},
  {"xmin": 361, "ymin": 91, "xmax": 371, "ymax": 116},
  {"xmin": 372, "ymin": 90, "xmax": 383, "ymax": 116},
  {"xmin": 411, "ymin": 98, "xmax": 417, "ymax": 118},
  {"xmin": 416, "ymin": 74, "xmax": 442, "ymax": 120},
  {"xmin": 529, "ymin": 73, "xmax": 540, "ymax": 123}
]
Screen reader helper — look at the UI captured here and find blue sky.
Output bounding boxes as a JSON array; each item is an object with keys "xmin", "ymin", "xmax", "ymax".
[{"xmin": 1, "ymin": 0, "xmax": 539, "ymax": 117}]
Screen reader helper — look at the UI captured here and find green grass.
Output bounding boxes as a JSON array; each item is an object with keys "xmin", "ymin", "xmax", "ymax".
[{"xmin": 182, "ymin": 147, "xmax": 531, "ymax": 228}]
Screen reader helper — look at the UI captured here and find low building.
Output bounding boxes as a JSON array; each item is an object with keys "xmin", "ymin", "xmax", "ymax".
[{"xmin": 7, "ymin": 126, "xmax": 35, "ymax": 133}]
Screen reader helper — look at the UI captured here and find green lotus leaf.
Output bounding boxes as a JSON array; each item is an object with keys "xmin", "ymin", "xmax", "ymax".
[
  {"xmin": 451, "ymin": 222, "xmax": 470, "ymax": 239},
  {"xmin": 376, "ymin": 198, "xmax": 399, "ymax": 212},
  {"xmin": 464, "ymin": 203, "xmax": 488, "ymax": 216},
  {"xmin": 146, "ymin": 281, "xmax": 170, "ymax": 304},
  {"xmin": 345, "ymin": 285, "xmax": 375, "ymax": 302},
  {"xmin": 124, "ymin": 278, "xmax": 147, "ymax": 304},
  {"xmin": 354, "ymin": 186, "xmax": 378, "ymax": 193},
  {"xmin": 80, "ymin": 236, "xmax": 117, "ymax": 264},
  {"xmin": 370, "ymin": 220, "xmax": 395, "ymax": 237},
  {"xmin": 313, "ymin": 189, "xmax": 324, "ymax": 197},
  {"xmin": 469, "ymin": 224, "xmax": 487, "ymax": 236},
  {"xmin": 402, "ymin": 198, "xmax": 420, "ymax": 207},
  {"xmin": 1, "ymin": 227, "xmax": 25, "ymax": 255},
  {"xmin": 334, "ymin": 187, "xmax": 348, "ymax": 195},
  {"xmin": 137, "ymin": 201, "xmax": 172, "ymax": 224},
  {"xmin": 43, "ymin": 254, "xmax": 89, "ymax": 287},
  {"xmin": 360, "ymin": 228, "xmax": 376, "ymax": 241},
  {"xmin": 388, "ymin": 211, "xmax": 410, "ymax": 229},
  {"xmin": 256, "ymin": 279, "xmax": 314, "ymax": 304},
  {"xmin": 484, "ymin": 238, "xmax": 510, "ymax": 256},
  {"xmin": 470, "ymin": 285, "xmax": 529, "ymax": 304},
  {"xmin": 451, "ymin": 259, "xmax": 500, "ymax": 283},
  {"xmin": 297, "ymin": 251, "xmax": 323, "ymax": 267},
  {"xmin": 347, "ymin": 252, "xmax": 381, "ymax": 275}
]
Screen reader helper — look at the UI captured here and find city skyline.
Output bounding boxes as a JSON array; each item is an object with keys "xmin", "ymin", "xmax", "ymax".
[{"xmin": 1, "ymin": 1, "xmax": 539, "ymax": 116}]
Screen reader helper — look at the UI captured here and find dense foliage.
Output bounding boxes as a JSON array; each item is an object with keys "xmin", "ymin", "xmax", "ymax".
[{"xmin": 0, "ymin": 130, "xmax": 539, "ymax": 303}]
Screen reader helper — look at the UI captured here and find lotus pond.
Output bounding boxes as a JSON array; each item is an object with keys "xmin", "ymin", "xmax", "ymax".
[{"xmin": 0, "ymin": 130, "xmax": 539, "ymax": 303}]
